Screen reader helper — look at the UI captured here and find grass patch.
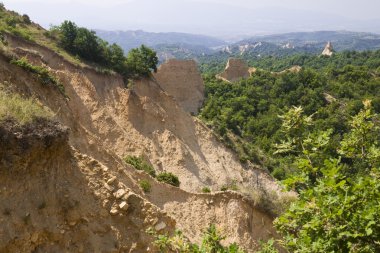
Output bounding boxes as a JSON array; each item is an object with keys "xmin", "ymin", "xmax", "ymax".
[
  {"xmin": 201, "ymin": 187, "xmax": 211, "ymax": 193},
  {"xmin": 10, "ymin": 57, "xmax": 65, "ymax": 95},
  {"xmin": 157, "ymin": 172, "xmax": 180, "ymax": 187},
  {"xmin": 124, "ymin": 155, "xmax": 156, "ymax": 177},
  {"xmin": 139, "ymin": 180, "xmax": 151, "ymax": 193},
  {"xmin": 0, "ymin": 88, "xmax": 53, "ymax": 125},
  {"xmin": 220, "ymin": 180, "xmax": 238, "ymax": 191}
]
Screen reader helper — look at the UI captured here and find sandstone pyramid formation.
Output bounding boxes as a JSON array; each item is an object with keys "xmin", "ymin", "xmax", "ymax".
[
  {"xmin": 216, "ymin": 58, "xmax": 250, "ymax": 82},
  {"xmin": 321, "ymin": 41, "xmax": 334, "ymax": 56},
  {"xmin": 153, "ymin": 59, "xmax": 204, "ymax": 114}
]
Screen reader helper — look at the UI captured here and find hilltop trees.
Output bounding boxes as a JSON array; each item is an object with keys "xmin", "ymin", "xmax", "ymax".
[
  {"xmin": 57, "ymin": 21, "xmax": 77, "ymax": 52},
  {"xmin": 55, "ymin": 20, "xmax": 157, "ymax": 80}
]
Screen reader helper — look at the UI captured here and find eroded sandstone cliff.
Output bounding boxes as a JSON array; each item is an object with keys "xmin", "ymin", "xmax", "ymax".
[
  {"xmin": 0, "ymin": 33, "xmax": 289, "ymax": 252},
  {"xmin": 153, "ymin": 59, "xmax": 204, "ymax": 114},
  {"xmin": 216, "ymin": 58, "xmax": 250, "ymax": 82}
]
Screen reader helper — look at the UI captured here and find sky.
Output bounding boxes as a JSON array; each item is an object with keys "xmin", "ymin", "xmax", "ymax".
[{"xmin": 2, "ymin": 0, "xmax": 380, "ymax": 38}]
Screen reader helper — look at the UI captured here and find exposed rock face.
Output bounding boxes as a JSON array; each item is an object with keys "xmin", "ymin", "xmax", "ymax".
[
  {"xmin": 275, "ymin": 65, "xmax": 302, "ymax": 75},
  {"xmin": 216, "ymin": 58, "xmax": 250, "ymax": 82},
  {"xmin": 153, "ymin": 59, "xmax": 204, "ymax": 114},
  {"xmin": 322, "ymin": 41, "xmax": 334, "ymax": 56},
  {"xmin": 0, "ymin": 119, "xmax": 175, "ymax": 252}
]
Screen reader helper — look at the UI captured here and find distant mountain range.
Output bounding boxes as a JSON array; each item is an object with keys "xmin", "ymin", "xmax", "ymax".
[
  {"xmin": 96, "ymin": 30, "xmax": 380, "ymax": 62},
  {"xmin": 95, "ymin": 30, "xmax": 225, "ymax": 52},
  {"xmin": 242, "ymin": 31, "xmax": 380, "ymax": 52}
]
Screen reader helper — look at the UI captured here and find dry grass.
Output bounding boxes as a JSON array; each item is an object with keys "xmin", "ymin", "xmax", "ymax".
[
  {"xmin": 240, "ymin": 185, "xmax": 298, "ymax": 216},
  {"xmin": 0, "ymin": 87, "xmax": 52, "ymax": 125}
]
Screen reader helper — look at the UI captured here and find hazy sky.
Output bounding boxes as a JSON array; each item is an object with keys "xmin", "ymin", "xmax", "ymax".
[{"xmin": 2, "ymin": 0, "xmax": 380, "ymax": 37}]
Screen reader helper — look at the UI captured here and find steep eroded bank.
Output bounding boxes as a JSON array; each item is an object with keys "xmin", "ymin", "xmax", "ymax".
[{"xmin": 0, "ymin": 34, "xmax": 289, "ymax": 251}]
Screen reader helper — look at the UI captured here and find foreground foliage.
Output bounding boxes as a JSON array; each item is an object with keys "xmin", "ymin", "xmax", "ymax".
[
  {"xmin": 273, "ymin": 102, "xmax": 380, "ymax": 252},
  {"xmin": 150, "ymin": 224, "xmax": 244, "ymax": 253},
  {"xmin": 124, "ymin": 155, "xmax": 156, "ymax": 177}
]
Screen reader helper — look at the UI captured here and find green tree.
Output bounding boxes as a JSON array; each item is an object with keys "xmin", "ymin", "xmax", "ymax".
[
  {"xmin": 106, "ymin": 43, "xmax": 126, "ymax": 72},
  {"xmin": 72, "ymin": 27, "xmax": 102, "ymax": 62},
  {"xmin": 22, "ymin": 14, "xmax": 31, "ymax": 24},
  {"xmin": 339, "ymin": 100, "xmax": 380, "ymax": 169},
  {"xmin": 58, "ymin": 20, "xmax": 78, "ymax": 51},
  {"xmin": 126, "ymin": 44, "xmax": 158, "ymax": 78}
]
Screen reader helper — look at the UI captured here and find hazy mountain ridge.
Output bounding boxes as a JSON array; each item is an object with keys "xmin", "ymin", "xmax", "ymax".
[
  {"xmin": 242, "ymin": 31, "xmax": 380, "ymax": 51},
  {"xmin": 95, "ymin": 30, "xmax": 226, "ymax": 52},
  {"xmin": 153, "ymin": 43, "xmax": 214, "ymax": 62}
]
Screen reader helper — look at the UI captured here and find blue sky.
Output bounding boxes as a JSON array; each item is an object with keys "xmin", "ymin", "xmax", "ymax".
[{"xmin": 2, "ymin": 0, "xmax": 380, "ymax": 37}]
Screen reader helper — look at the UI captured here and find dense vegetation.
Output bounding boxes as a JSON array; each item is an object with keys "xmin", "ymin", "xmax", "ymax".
[
  {"xmin": 273, "ymin": 103, "xmax": 380, "ymax": 252},
  {"xmin": 200, "ymin": 51, "xmax": 380, "ymax": 252},
  {"xmin": 201, "ymin": 54, "xmax": 380, "ymax": 179},
  {"xmin": 199, "ymin": 50, "xmax": 380, "ymax": 75}
]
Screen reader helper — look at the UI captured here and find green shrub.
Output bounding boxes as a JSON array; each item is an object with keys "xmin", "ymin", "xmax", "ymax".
[
  {"xmin": 220, "ymin": 185, "xmax": 228, "ymax": 191},
  {"xmin": 22, "ymin": 14, "xmax": 31, "ymax": 24},
  {"xmin": 220, "ymin": 181, "xmax": 238, "ymax": 191},
  {"xmin": 124, "ymin": 155, "xmax": 156, "ymax": 177},
  {"xmin": 256, "ymin": 239, "xmax": 279, "ymax": 253},
  {"xmin": 139, "ymin": 180, "xmax": 151, "ymax": 193},
  {"xmin": 149, "ymin": 224, "xmax": 245, "ymax": 252},
  {"xmin": 201, "ymin": 187, "xmax": 211, "ymax": 193},
  {"xmin": 5, "ymin": 17, "xmax": 17, "ymax": 27},
  {"xmin": 157, "ymin": 172, "xmax": 180, "ymax": 187}
]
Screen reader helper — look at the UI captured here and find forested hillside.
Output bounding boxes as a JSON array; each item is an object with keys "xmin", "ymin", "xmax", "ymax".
[
  {"xmin": 199, "ymin": 49, "xmax": 380, "ymax": 75},
  {"xmin": 199, "ymin": 51, "xmax": 380, "ymax": 252}
]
